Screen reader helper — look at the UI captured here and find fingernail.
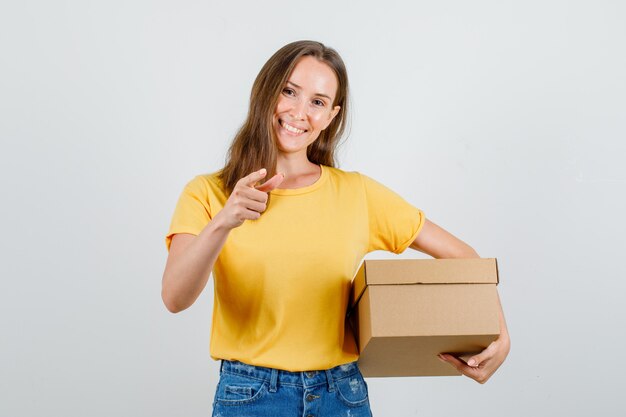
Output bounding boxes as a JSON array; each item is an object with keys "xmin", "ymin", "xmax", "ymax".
[
  {"xmin": 468, "ymin": 359, "xmax": 476, "ymax": 367},
  {"xmin": 437, "ymin": 354, "xmax": 446, "ymax": 362},
  {"xmin": 259, "ymin": 168, "xmax": 266, "ymax": 175}
]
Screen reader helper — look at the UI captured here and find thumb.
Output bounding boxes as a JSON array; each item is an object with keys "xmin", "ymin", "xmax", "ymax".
[
  {"xmin": 466, "ymin": 345, "xmax": 495, "ymax": 368},
  {"xmin": 255, "ymin": 173, "xmax": 285, "ymax": 193}
]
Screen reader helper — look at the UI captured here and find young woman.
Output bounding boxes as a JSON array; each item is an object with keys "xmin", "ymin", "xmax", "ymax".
[{"xmin": 162, "ymin": 40, "xmax": 510, "ymax": 417}]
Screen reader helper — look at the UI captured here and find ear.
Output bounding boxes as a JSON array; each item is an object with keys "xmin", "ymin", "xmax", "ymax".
[{"xmin": 323, "ymin": 105, "xmax": 341, "ymax": 130}]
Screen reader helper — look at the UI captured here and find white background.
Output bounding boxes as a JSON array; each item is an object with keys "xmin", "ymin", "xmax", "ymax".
[{"xmin": 1, "ymin": 1, "xmax": 625, "ymax": 416}]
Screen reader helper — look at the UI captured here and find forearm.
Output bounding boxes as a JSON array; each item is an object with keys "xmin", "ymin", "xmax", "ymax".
[
  {"xmin": 495, "ymin": 290, "xmax": 510, "ymax": 348},
  {"xmin": 454, "ymin": 248, "xmax": 510, "ymax": 351},
  {"xmin": 455, "ymin": 248, "xmax": 509, "ymax": 345},
  {"xmin": 161, "ymin": 215, "xmax": 230, "ymax": 313},
  {"xmin": 413, "ymin": 218, "xmax": 510, "ymax": 380},
  {"xmin": 411, "ymin": 218, "xmax": 509, "ymax": 339}
]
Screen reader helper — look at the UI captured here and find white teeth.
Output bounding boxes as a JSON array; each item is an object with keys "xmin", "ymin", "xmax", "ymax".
[{"xmin": 281, "ymin": 120, "xmax": 305, "ymax": 134}]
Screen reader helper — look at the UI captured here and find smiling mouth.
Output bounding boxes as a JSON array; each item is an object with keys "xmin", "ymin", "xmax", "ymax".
[{"xmin": 279, "ymin": 119, "xmax": 307, "ymax": 135}]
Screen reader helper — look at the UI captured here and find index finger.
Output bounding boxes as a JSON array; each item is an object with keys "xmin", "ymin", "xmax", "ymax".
[{"xmin": 238, "ymin": 168, "xmax": 267, "ymax": 187}]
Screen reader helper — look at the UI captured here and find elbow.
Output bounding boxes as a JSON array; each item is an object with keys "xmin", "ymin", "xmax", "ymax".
[
  {"xmin": 161, "ymin": 269, "xmax": 189, "ymax": 314},
  {"xmin": 161, "ymin": 287, "xmax": 185, "ymax": 314}
]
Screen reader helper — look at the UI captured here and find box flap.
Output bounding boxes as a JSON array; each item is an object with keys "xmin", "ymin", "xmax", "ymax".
[
  {"xmin": 364, "ymin": 258, "xmax": 498, "ymax": 285},
  {"xmin": 350, "ymin": 258, "xmax": 499, "ymax": 306},
  {"xmin": 350, "ymin": 258, "xmax": 498, "ymax": 308}
]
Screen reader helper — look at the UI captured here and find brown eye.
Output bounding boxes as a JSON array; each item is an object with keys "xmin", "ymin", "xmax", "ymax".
[
  {"xmin": 313, "ymin": 99, "xmax": 325, "ymax": 107},
  {"xmin": 283, "ymin": 88, "xmax": 295, "ymax": 96}
]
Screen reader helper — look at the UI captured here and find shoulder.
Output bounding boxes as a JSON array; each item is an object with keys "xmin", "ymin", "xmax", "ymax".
[
  {"xmin": 183, "ymin": 171, "xmax": 225, "ymax": 197},
  {"xmin": 324, "ymin": 165, "xmax": 367, "ymax": 185},
  {"xmin": 324, "ymin": 166, "xmax": 385, "ymax": 190}
]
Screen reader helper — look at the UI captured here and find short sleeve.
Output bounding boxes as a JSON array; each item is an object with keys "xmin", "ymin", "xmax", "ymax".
[
  {"xmin": 164, "ymin": 176, "xmax": 212, "ymax": 252},
  {"xmin": 361, "ymin": 174, "xmax": 425, "ymax": 254}
]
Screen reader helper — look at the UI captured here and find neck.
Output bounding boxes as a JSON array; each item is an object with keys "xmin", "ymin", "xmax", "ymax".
[{"xmin": 276, "ymin": 153, "xmax": 318, "ymax": 177}]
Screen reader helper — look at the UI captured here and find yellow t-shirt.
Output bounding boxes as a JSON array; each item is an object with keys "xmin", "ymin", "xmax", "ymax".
[{"xmin": 165, "ymin": 165, "xmax": 425, "ymax": 371}]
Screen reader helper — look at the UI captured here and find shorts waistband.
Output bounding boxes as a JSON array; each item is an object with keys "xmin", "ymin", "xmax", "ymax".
[{"xmin": 219, "ymin": 359, "xmax": 362, "ymax": 393}]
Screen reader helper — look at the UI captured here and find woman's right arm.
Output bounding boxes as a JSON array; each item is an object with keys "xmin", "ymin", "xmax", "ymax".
[
  {"xmin": 161, "ymin": 219, "xmax": 230, "ymax": 313},
  {"xmin": 161, "ymin": 168, "xmax": 284, "ymax": 313}
]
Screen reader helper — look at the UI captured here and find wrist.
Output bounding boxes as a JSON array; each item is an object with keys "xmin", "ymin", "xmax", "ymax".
[{"xmin": 210, "ymin": 211, "xmax": 235, "ymax": 234}]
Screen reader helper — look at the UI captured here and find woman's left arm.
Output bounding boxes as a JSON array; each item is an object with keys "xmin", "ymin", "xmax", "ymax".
[{"xmin": 410, "ymin": 219, "xmax": 511, "ymax": 384}]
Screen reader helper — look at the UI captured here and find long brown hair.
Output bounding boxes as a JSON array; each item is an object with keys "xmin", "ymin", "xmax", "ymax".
[{"xmin": 218, "ymin": 40, "xmax": 350, "ymax": 195}]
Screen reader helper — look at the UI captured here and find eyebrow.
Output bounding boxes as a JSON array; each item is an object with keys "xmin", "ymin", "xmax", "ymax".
[{"xmin": 286, "ymin": 81, "xmax": 333, "ymax": 101}]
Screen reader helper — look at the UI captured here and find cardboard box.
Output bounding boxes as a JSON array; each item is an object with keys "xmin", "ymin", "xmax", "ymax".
[{"xmin": 349, "ymin": 258, "xmax": 500, "ymax": 377}]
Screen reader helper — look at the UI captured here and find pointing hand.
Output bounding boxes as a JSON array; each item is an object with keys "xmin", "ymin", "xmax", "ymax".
[{"xmin": 216, "ymin": 168, "xmax": 285, "ymax": 230}]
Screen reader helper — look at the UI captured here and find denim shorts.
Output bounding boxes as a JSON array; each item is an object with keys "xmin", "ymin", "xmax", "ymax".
[{"xmin": 211, "ymin": 359, "xmax": 373, "ymax": 417}]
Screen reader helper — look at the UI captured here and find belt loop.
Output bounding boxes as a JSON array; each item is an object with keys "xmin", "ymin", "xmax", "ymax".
[
  {"xmin": 219, "ymin": 360, "xmax": 224, "ymax": 374},
  {"xmin": 269, "ymin": 368, "xmax": 279, "ymax": 393},
  {"xmin": 325, "ymin": 369, "xmax": 335, "ymax": 392}
]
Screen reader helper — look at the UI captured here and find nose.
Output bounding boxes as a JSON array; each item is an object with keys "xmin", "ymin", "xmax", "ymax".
[{"xmin": 290, "ymin": 97, "xmax": 307, "ymax": 120}]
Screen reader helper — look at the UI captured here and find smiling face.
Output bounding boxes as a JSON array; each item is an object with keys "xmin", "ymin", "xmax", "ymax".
[{"xmin": 273, "ymin": 56, "xmax": 341, "ymax": 158}]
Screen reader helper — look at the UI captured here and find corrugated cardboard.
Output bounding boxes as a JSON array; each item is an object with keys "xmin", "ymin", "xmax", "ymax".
[{"xmin": 349, "ymin": 258, "xmax": 500, "ymax": 377}]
